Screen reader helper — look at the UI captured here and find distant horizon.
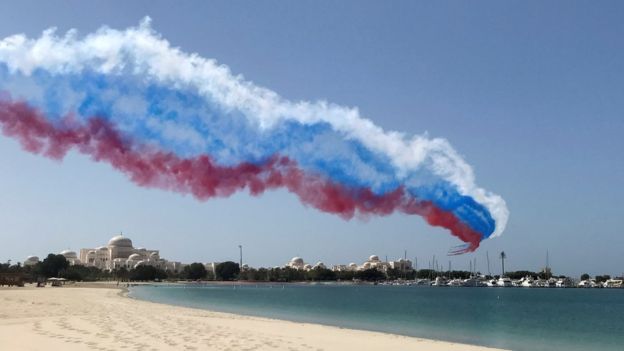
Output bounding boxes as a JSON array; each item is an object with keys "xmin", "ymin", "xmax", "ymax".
[
  {"xmin": 7, "ymin": 231, "xmax": 621, "ymax": 278},
  {"xmin": 1, "ymin": 1, "xmax": 623, "ymax": 277}
]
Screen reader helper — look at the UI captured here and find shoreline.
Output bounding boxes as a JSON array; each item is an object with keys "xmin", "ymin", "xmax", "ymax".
[{"xmin": 0, "ymin": 284, "xmax": 506, "ymax": 350}]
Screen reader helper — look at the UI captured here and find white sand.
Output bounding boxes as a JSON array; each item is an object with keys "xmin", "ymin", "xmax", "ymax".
[{"xmin": 0, "ymin": 285, "xmax": 505, "ymax": 350}]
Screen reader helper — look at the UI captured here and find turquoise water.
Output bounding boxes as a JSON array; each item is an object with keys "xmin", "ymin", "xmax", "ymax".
[{"xmin": 129, "ymin": 284, "xmax": 624, "ymax": 350}]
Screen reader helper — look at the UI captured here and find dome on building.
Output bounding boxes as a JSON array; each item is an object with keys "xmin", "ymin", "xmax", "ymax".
[
  {"xmin": 314, "ymin": 261, "xmax": 326, "ymax": 268},
  {"xmin": 149, "ymin": 252, "xmax": 159, "ymax": 259},
  {"xmin": 108, "ymin": 235, "xmax": 133, "ymax": 248},
  {"xmin": 24, "ymin": 256, "xmax": 40, "ymax": 266},
  {"xmin": 128, "ymin": 253, "xmax": 142, "ymax": 261},
  {"xmin": 96, "ymin": 246, "xmax": 108, "ymax": 251},
  {"xmin": 349, "ymin": 263, "xmax": 357, "ymax": 268},
  {"xmin": 60, "ymin": 250, "xmax": 77, "ymax": 259},
  {"xmin": 369, "ymin": 255, "xmax": 380, "ymax": 262},
  {"xmin": 290, "ymin": 257, "xmax": 304, "ymax": 265},
  {"xmin": 363, "ymin": 262, "xmax": 372, "ymax": 269},
  {"xmin": 303, "ymin": 264, "xmax": 312, "ymax": 270}
]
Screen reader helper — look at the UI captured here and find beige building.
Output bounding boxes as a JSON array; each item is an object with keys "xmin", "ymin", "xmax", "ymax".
[
  {"xmin": 332, "ymin": 263, "xmax": 358, "ymax": 272},
  {"xmin": 359, "ymin": 255, "xmax": 389, "ymax": 271},
  {"xmin": 389, "ymin": 258, "xmax": 413, "ymax": 272},
  {"xmin": 23, "ymin": 256, "xmax": 40, "ymax": 267},
  {"xmin": 286, "ymin": 257, "xmax": 305, "ymax": 270},
  {"xmin": 59, "ymin": 250, "xmax": 81, "ymax": 265},
  {"xmin": 331, "ymin": 255, "xmax": 413, "ymax": 272},
  {"xmin": 78, "ymin": 234, "xmax": 184, "ymax": 273}
]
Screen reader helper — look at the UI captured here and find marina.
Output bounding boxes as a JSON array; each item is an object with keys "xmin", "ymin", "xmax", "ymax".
[{"xmin": 376, "ymin": 276, "xmax": 623, "ymax": 288}]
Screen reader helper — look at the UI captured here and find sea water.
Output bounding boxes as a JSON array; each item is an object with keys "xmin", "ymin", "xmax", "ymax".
[{"xmin": 129, "ymin": 283, "xmax": 624, "ymax": 350}]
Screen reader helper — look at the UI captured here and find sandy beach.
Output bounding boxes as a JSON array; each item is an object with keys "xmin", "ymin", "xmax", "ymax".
[{"xmin": 0, "ymin": 284, "xmax": 504, "ymax": 351}]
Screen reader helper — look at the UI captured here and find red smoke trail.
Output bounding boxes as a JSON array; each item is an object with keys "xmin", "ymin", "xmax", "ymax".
[{"xmin": 0, "ymin": 98, "xmax": 482, "ymax": 252}]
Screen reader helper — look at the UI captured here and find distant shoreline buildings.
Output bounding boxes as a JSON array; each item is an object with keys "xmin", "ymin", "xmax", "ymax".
[
  {"xmin": 287, "ymin": 255, "xmax": 413, "ymax": 273},
  {"xmin": 24, "ymin": 238, "xmax": 414, "ymax": 276},
  {"xmin": 24, "ymin": 234, "xmax": 185, "ymax": 274},
  {"xmin": 19, "ymin": 242, "xmax": 621, "ymax": 289}
]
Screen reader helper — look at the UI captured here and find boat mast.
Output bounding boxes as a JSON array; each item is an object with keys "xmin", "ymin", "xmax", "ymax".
[
  {"xmin": 473, "ymin": 258, "xmax": 477, "ymax": 277},
  {"xmin": 546, "ymin": 249, "xmax": 551, "ymax": 279},
  {"xmin": 486, "ymin": 251, "xmax": 491, "ymax": 276}
]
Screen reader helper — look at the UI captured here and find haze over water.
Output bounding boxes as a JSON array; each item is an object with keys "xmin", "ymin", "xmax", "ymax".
[{"xmin": 130, "ymin": 284, "xmax": 624, "ymax": 351}]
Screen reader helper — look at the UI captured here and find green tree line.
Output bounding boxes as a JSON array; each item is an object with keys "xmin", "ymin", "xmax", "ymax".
[{"xmin": 4, "ymin": 255, "xmax": 605, "ymax": 283}]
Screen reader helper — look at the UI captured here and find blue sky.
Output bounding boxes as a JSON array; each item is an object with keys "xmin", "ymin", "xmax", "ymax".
[{"xmin": 0, "ymin": 1, "xmax": 622, "ymax": 276}]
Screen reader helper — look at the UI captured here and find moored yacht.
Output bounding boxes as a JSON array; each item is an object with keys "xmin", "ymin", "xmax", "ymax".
[
  {"xmin": 578, "ymin": 279, "xmax": 598, "ymax": 288},
  {"xmin": 603, "ymin": 279, "xmax": 623, "ymax": 288},
  {"xmin": 496, "ymin": 277, "xmax": 513, "ymax": 287},
  {"xmin": 432, "ymin": 276, "xmax": 448, "ymax": 286},
  {"xmin": 533, "ymin": 279, "xmax": 549, "ymax": 288},
  {"xmin": 485, "ymin": 279, "xmax": 498, "ymax": 287},
  {"xmin": 462, "ymin": 277, "xmax": 484, "ymax": 287},
  {"xmin": 520, "ymin": 276, "xmax": 535, "ymax": 287},
  {"xmin": 447, "ymin": 279, "xmax": 463, "ymax": 287}
]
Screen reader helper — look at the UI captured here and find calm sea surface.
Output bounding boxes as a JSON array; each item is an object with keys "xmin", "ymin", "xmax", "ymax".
[{"xmin": 129, "ymin": 283, "xmax": 624, "ymax": 350}]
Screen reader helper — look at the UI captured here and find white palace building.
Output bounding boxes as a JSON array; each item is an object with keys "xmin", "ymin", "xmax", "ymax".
[
  {"xmin": 22, "ymin": 234, "xmax": 184, "ymax": 273},
  {"xmin": 76, "ymin": 234, "xmax": 184, "ymax": 272}
]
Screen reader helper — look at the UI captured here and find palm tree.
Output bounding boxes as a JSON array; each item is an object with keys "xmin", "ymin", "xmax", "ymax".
[{"xmin": 500, "ymin": 251, "xmax": 506, "ymax": 276}]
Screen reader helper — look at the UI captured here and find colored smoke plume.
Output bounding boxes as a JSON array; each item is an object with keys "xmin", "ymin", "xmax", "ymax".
[
  {"xmin": 0, "ymin": 19, "xmax": 508, "ymax": 252},
  {"xmin": 0, "ymin": 97, "xmax": 482, "ymax": 253}
]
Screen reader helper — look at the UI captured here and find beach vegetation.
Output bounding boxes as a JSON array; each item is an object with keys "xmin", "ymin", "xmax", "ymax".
[
  {"xmin": 269, "ymin": 267, "xmax": 304, "ymax": 282},
  {"xmin": 415, "ymin": 269, "xmax": 437, "ymax": 279},
  {"xmin": 215, "ymin": 261, "xmax": 240, "ymax": 280},
  {"xmin": 129, "ymin": 265, "xmax": 168, "ymax": 281},
  {"xmin": 239, "ymin": 267, "xmax": 274, "ymax": 281},
  {"xmin": 114, "ymin": 267, "xmax": 129, "ymax": 281},
  {"xmin": 354, "ymin": 268, "xmax": 386, "ymax": 281},
  {"xmin": 0, "ymin": 262, "xmax": 23, "ymax": 273},
  {"xmin": 335, "ymin": 270, "xmax": 356, "ymax": 281},
  {"xmin": 182, "ymin": 262, "xmax": 208, "ymax": 280},
  {"xmin": 281, "ymin": 267, "xmax": 305, "ymax": 281},
  {"xmin": 38, "ymin": 254, "xmax": 70, "ymax": 278},
  {"xmin": 385, "ymin": 268, "xmax": 402, "ymax": 280},
  {"xmin": 305, "ymin": 267, "xmax": 336, "ymax": 281},
  {"xmin": 60, "ymin": 265, "xmax": 112, "ymax": 281}
]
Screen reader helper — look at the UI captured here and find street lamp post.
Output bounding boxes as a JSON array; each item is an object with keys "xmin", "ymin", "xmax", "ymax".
[{"xmin": 238, "ymin": 245, "xmax": 243, "ymax": 270}]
